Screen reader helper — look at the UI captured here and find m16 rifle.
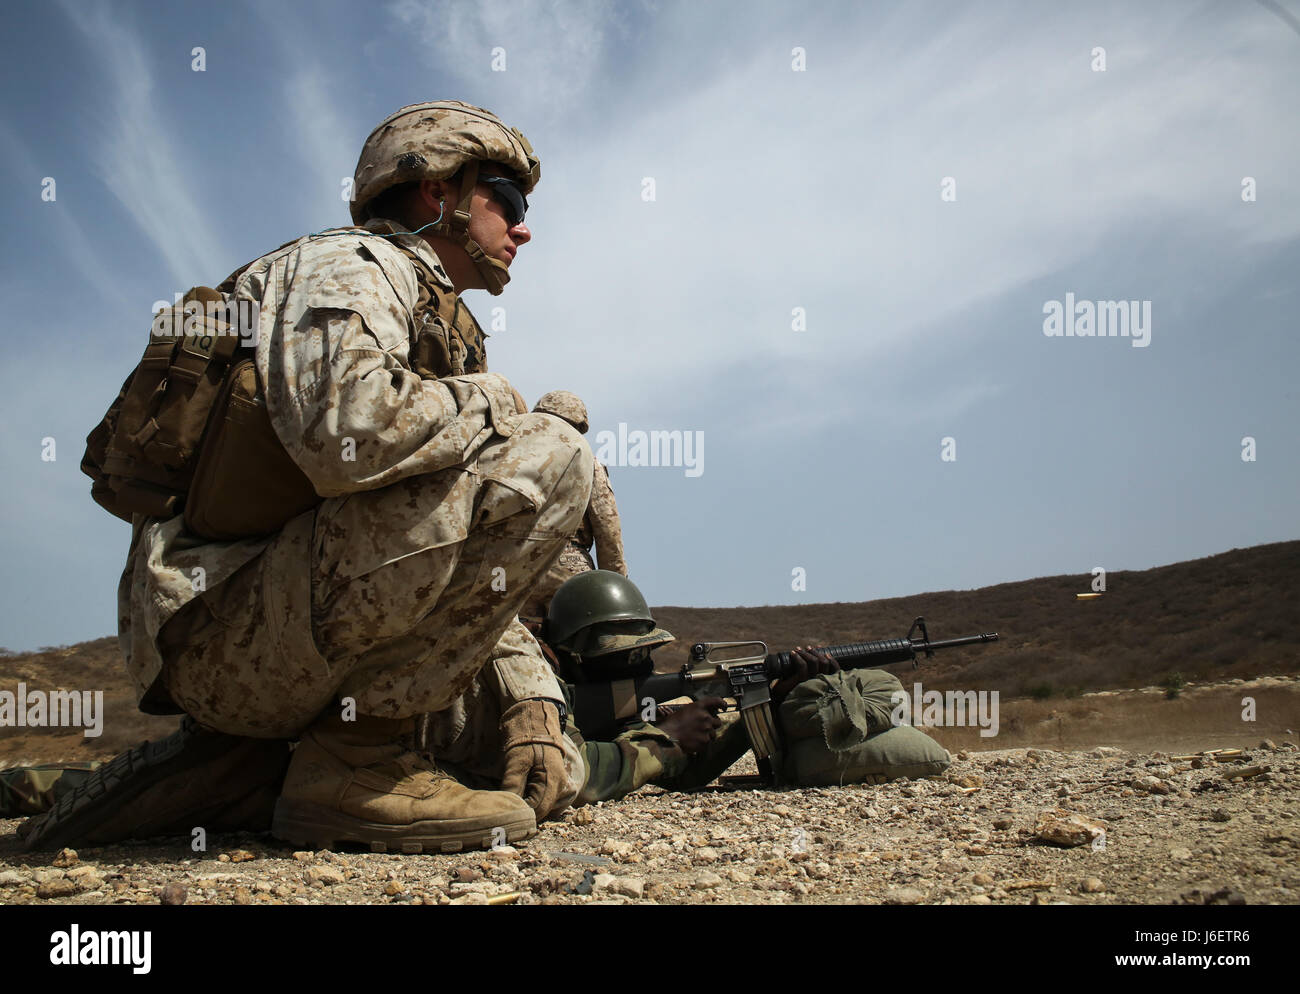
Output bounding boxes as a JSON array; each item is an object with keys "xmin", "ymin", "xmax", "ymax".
[{"xmin": 568, "ymin": 617, "xmax": 998, "ymax": 778}]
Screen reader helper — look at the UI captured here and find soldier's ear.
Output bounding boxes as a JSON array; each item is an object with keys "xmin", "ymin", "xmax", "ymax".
[{"xmin": 416, "ymin": 179, "xmax": 455, "ymax": 214}]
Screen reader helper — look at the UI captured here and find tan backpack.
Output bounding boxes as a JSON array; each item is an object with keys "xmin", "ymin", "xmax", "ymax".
[
  {"xmin": 82, "ymin": 231, "xmax": 488, "ymax": 540},
  {"xmin": 81, "ymin": 285, "xmax": 318, "ymax": 539}
]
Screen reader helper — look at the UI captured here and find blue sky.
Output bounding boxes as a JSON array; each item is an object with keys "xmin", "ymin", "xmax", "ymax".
[{"xmin": 0, "ymin": 0, "xmax": 1297, "ymax": 650}]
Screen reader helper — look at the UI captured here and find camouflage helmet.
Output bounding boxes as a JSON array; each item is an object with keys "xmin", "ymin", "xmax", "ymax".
[
  {"xmin": 547, "ymin": 570, "xmax": 675, "ymax": 659},
  {"xmin": 350, "ymin": 100, "xmax": 541, "ymax": 295},
  {"xmin": 533, "ymin": 390, "xmax": 589, "ymax": 434}
]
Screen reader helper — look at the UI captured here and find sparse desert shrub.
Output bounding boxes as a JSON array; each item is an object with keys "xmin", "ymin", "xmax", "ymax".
[
  {"xmin": 1162, "ymin": 672, "xmax": 1186, "ymax": 699},
  {"xmin": 1028, "ymin": 682, "xmax": 1054, "ymax": 700}
]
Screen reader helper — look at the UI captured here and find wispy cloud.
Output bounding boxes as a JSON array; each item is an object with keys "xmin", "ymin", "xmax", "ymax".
[
  {"xmin": 388, "ymin": 0, "xmax": 620, "ymax": 116},
  {"xmin": 247, "ymin": 1, "xmax": 363, "ymax": 216},
  {"xmin": 0, "ymin": 119, "xmax": 127, "ymax": 306},
  {"xmin": 498, "ymin": 2, "xmax": 1300, "ymax": 421},
  {"xmin": 57, "ymin": 0, "xmax": 226, "ymax": 288}
]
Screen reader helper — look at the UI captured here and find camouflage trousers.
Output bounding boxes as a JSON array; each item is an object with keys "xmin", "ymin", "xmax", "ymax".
[
  {"xmin": 160, "ymin": 414, "xmax": 593, "ymax": 738},
  {"xmin": 521, "ymin": 542, "xmax": 596, "ymax": 620},
  {"xmin": 0, "ymin": 763, "xmax": 99, "ymax": 817},
  {"xmin": 423, "ymin": 631, "xmax": 585, "ymax": 816}
]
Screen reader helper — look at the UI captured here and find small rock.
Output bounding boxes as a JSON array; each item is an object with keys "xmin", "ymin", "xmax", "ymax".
[
  {"xmin": 1134, "ymin": 776, "xmax": 1171, "ymax": 795},
  {"xmin": 1261, "ymin": 740, "xmax": 1277, "ymax": 751},
  {"xmin": 234, "ymin": 887, "xmax": 252, "ymax": 905},
  {"xmin": 1169, "ymin": 847, "xmax": 1193, "ymax": 861},
  {"xmin": 598, "ymin": 838, "xmax": 631, "ymax": 859},
  {"xmin": 611, "ymin": 877, "xmax": 645, "ymax": 899},
  {"xmin": 306, "ymin": 865, "xmax": 346, "ymax": 886},
  {"xmin": 694, "ymin": 872, "xmax": 724, "ymax": 890},
  {"xmin": 993, "ymin": 817, "xmax": 1013, "ymax": 831},
  {"xmin": 52, "ymin": 848, "xmax": 79, "ymax": 868},
  {"xmin": 449, "ymin": 892, "xmax": 490, "ymax": 905},
  {"xmin": 65, "ymin": 866, "xmax": 100, "ymax": 882},
  {"xmin": 384, "ymin": 880, "xmax": 404, "ymax": 897},
  {"xmin": 571, "ymin": 808, "xmax": 594, "ymax": 825},
  {"xmin": 595, "ymin": 878, "xmax": 644, "ymax": 899},
  {"xmin": 1033, "ymin": 808, "xmax": 1107, "ymax": 848},
  {"xmin": 292, "ymin": 852, "xmax": 315, "ymax": 863},
  {"xmin": 693, "ymin": 847, "xmax": 720, "ymax": 864},
  {"xmin": 454, "ymin": 867, "xmax": 482, "ymax": 884},
  {"xmin": 1081, "ymin": 877, "xmax": 1105, "ymax": 893},
  {"xmin": 1210, "ymin": 809, "xmax": 1232, "ymax": 823},
  {"xmin": 160, "ymin": 882, "xmax": 187, "ymax": 906},
  {"xmin": 970, "ymin": 894, "xmax": 992, "ymax": 905},
  {"xmin": 972, "ymin": 872, "xmax": 994, "ymax": 886},
  {"xmin": 0, "ymin": 870, "xmax": 26, "ymax": 887},
  {"xmin": 228, "ymin": 850, "xmax": 256, "ymax": 863},
  {"xmin": 886, "ymin": 887, "xmax": 925, "ymax": 905},
  {"xmin": 37, "ymin": 879, "xmax": 79, "ymax": 899}
]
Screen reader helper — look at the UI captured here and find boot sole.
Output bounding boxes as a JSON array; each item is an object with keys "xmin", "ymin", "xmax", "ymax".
[
  {"xmin": 21, "ymin": 717, "xmax": 288, "ymax": 851},
  {"xmin": 271, "ymin": 797, "xmax": 537, "ymax": 854}
]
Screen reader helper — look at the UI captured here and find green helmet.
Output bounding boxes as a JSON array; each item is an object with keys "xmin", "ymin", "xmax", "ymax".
[{"xmin": 547, "ymin": 570, "xmax": 674, "ymax": 658}]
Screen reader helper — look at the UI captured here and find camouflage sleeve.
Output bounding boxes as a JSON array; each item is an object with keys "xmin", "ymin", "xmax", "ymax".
[
  {"xmin": 587, "ymin": 462, "xmax": 628, "ymax": 576},
  {"xmin": 566, "ymin": 720, "xmax": 689, "ymax": 806},
  {"xmin": 650, "ymin": 718, "xmax": 751, "ymax": 792},
  {"xmin": 258, "ymin": 236, "xmax": 521, "ymax": 496}
]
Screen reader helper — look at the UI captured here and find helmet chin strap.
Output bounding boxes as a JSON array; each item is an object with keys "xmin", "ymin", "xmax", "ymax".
[{"xmin": 427, "ymin": 159, "xmax": 512, "ymax": 295}]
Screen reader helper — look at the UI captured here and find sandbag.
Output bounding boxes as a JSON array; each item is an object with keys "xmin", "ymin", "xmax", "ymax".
[{"xmin": 778, "ymin": 670, "xmax": 951, "ymax": 785}]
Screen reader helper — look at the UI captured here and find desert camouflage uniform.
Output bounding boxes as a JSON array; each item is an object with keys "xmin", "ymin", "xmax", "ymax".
[
  {"xmin": 576, "ymin": 462, "xmax": 626, "ymax": 576},
  {"xmin": 522, "ymin": 461, "xmax": 626, "ymax": 618},
  {"xmin": 122, "ymin": 221, "xmax": 591, "ymax": 750}
]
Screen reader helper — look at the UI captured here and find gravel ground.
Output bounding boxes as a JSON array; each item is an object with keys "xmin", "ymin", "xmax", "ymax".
[{"xmin": 2, "ymin": 741, "xmax": 1296, "ymax": 906}]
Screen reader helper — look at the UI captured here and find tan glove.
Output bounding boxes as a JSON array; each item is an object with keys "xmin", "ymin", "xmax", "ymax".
[{"xmin": 499, "ymin": 699, "xmax": 567, "ymax": 819}]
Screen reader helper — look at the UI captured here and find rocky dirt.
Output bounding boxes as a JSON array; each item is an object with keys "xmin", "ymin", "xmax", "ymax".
[{"xmin": 2, "ymin": 736, "xmax": 1296, "ymax": 906}]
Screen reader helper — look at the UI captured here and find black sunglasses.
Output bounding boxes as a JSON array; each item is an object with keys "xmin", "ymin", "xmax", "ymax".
[{"xmin": 479, "ymin": 175, "xmax": 528, "ymax": 226}]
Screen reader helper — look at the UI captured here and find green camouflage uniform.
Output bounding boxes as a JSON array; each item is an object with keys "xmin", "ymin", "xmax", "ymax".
[
  {"xmin": 563, "ymin": 692, "xmax": 753, "ymax": 805},
  {"xmin": 0, "ymin": 763, "xmax": 99, "ymax": 817}
]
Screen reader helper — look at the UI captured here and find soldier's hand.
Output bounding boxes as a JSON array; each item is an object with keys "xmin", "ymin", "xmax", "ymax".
[
  {"xmin": 499, "ymin": 699, "xmax": 568, "ymax": 820},
  {"xmin": 511, "ymin": 387, "xmax": 529, "ymax": 415},
  {"xmin": 655, "ymin": 697, "xmax": 725, "ymax": 755},
  {"xmin": 771, "ymin": 647, "xmax": 839, "ymax": 705}
]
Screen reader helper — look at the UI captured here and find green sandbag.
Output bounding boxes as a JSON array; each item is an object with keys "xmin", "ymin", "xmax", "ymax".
[
  {"xmin": 782, "ymin": 725, "xmax": 952, "ymax": 785},
  {"xmin": 778, "ymin": 670, "xmax": 951, "ymax": 785}
]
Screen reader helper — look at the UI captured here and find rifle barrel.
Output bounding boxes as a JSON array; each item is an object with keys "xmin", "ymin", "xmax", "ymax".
[{"xmin": 766, "ymin": 632, "xmax": 999, "ymax": 678}]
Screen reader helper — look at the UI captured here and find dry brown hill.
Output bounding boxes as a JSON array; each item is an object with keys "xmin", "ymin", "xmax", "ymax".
[
  {"xmin": 1, "ymin": 540, "xmax": 1296, "ymax": 765},
  {"xmin": 650, "ymin": 539, "xmax": 1300, "ymax": 696}
]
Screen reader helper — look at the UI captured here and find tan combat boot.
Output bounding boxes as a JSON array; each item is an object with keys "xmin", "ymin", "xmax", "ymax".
[{"xmin": 272, "ymin": 711, "xmax": 536, "ymax": 853}]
